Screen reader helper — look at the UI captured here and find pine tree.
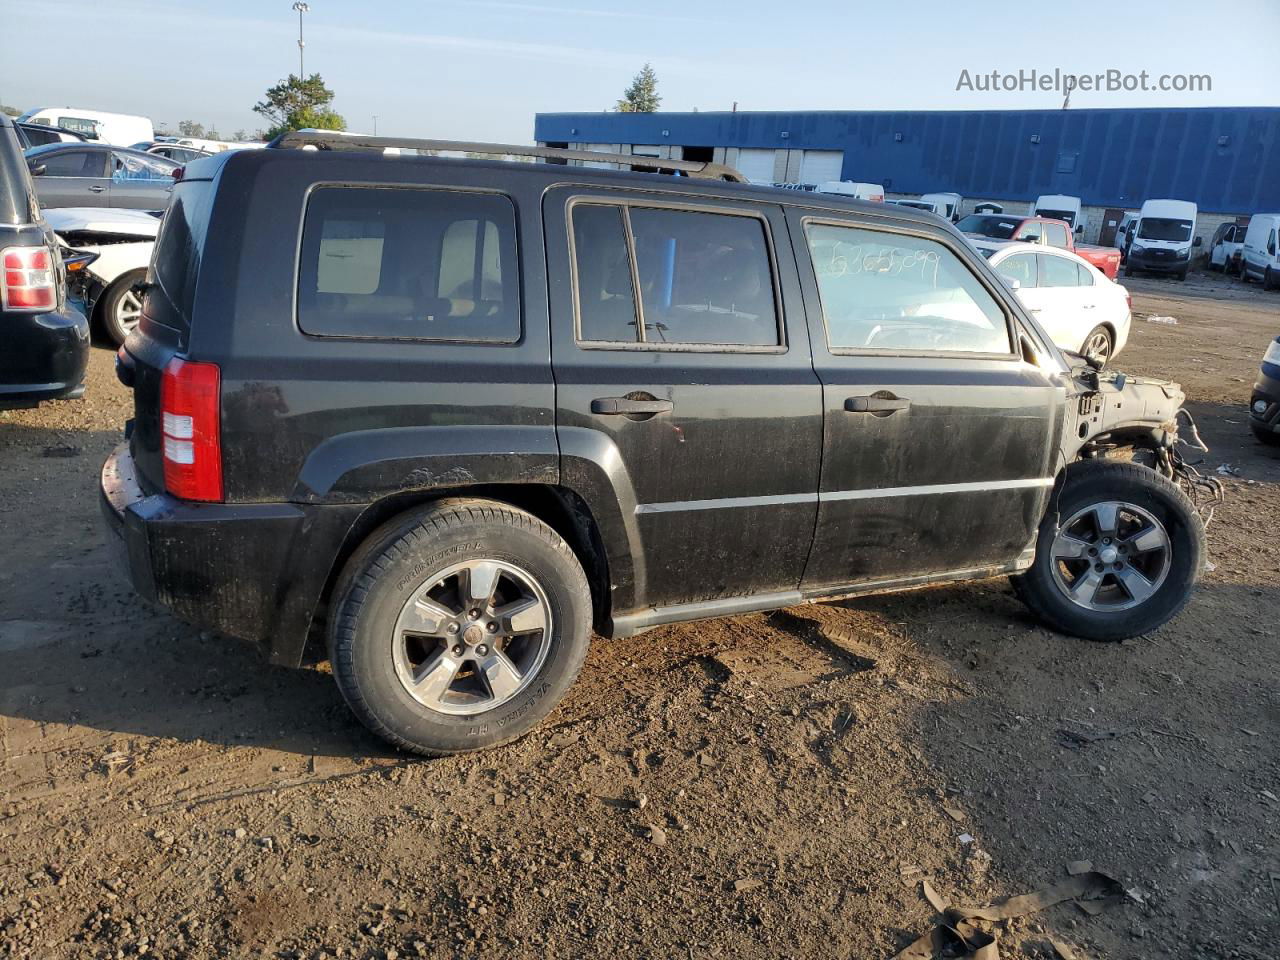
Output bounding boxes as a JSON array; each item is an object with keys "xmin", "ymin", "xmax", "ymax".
[{"xmin": 616, "ymin": 63, "xmax": 661, "ymax": 113}]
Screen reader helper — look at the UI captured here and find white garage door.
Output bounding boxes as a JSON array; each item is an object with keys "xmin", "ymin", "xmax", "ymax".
[
  {"xmin": 735, "ymin": 148, "xmax": 778, "ymax": 184},
  {"xmin": 581, "ymin": 143, "xmax": 615, "ymax": 169},
  {"xmin": 799, "ymin": 150, "xmax": 845, "ymax": 184}
]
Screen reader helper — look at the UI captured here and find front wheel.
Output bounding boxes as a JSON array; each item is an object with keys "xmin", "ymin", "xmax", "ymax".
[
  {"xmin": 1266, "ymin": 268, "xmax": 1277, "ymax": 291},
  {"xmin": 1012, "ymin": 461, "xmax": 1204, "ymax": 641},
  {"xmin": 1080, "ymin": 325, "xmax": 1113, "ymax": 368},
  {"xmin": 329, "ymin": 500, "xmax": 592, "ymax": 755},
  {"xmin": 96, "ymin": 269, "xmax": 147, "ymax": 346}
]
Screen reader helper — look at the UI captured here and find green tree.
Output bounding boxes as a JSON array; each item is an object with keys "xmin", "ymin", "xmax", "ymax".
[
  {"xmin": 253, "ymin": 73, "xmax": 345, "ymax": 139},
  {"xmin": 177, "ymin": 120, "xmax": 205, "ymax": 138},
  {"xmin": 232, "ymin": 129, "xmax": 249, "ymax": 142},
  {"xmin": 616, "ymin": 63, "xmax": 661, "ymax": 113},
  {"xmin": 1, "ymin": 104, "xmax": 21, "ymax": 118}
]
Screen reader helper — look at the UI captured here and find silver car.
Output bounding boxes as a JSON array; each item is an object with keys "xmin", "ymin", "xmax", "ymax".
[{"xmin": 24, "ymin": 143, "xmax": 179, "ymax": 210}]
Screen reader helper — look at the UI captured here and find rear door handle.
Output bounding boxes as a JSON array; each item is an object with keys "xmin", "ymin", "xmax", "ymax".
[
  {"xmin": 845, "ymin": 395, "xmax": 911, "ymax": 414},
  {"xmin": 88, "ymin": 185, "xmax": 106, "ymax": 193},
  {"xmin": 590, "ymin": 397, "xmax": 674, "ymax": 416}
]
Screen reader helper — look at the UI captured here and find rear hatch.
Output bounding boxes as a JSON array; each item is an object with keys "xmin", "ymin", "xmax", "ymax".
[{"xmin": 124, "ymin": 172, "xmax": 218, "ymax": 494}]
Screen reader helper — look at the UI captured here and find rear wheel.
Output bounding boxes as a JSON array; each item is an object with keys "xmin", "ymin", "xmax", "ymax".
[
  {"xmin": 1013, "ymin": 461, "xmax": 1203, "ymax": 641},
  {"xmin": 1123, "ymin": 264, "xmax": 1135, "ymax": 278},
  {"xmin": 1177, "ymin": 267, "xmax": 1188, "ymax": 281},
  {"xmin": 1266, "ymin": 268, "xmax": 1277, "ymax": 291},
  {"xmin": 96, "ymin": 269, "xmax": 147, "ymax": 346},
  {"xmin": 1080, "ymin": 325, "xmax": 1113, "ymax": 368},
  {"xmin": 329, "ymin": 500, "xmax": 592, "ymax": 755}
]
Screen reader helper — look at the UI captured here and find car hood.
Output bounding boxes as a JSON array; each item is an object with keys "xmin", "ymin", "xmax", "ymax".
[{"xmin": 43, "ymin": 207, "xmax": 162, "ymax": 239}]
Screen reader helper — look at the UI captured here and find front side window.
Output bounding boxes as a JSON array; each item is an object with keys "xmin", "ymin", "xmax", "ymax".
[
  {"xmin": 571, "ymin": 202, "xmax": 779, "ymax": 347},
  {"xmin": 995, "ymin": 253, "xmax": 1037, "ymax": 288},
  {"xmin": 298, "ymin": 187, "xmax": 520, "ymax": 342},
  {"xmin": 1039, "ymin": 255, "xmax": 1080, "ymax": 288},
  {"xmin": 805, "ymin": 222, "xmax": 1010, "ymax": 354},
  {"xmin": 38, "ymin": 149, "xmax": 106, "ymax": 178},
  {"xmin": 1019, "ymin": 221, "xmax": 1044, "ymax": 243},
  {"xmin": 1044, "ymin": 223, "xmax": 1069, "ymax": 248}
]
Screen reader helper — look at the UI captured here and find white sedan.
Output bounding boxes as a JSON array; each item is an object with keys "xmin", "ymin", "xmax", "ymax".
[
  {"xmin": 974, "ymin": 240, "xmax": 1132, "ymax": 367},
  {"xmin": 44, "ymin": 208, "xmax": 158, "ymax": 346}
]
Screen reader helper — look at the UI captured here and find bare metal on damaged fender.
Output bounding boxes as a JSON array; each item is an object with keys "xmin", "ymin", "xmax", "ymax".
[{"xmin": 1065, "ymin": 363, "xmax": 1185, "ymax": 457}]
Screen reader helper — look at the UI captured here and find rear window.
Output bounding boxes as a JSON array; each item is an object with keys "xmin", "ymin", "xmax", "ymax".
[
  {"xmin": 150, "ymin": 179, "xmax": 216, "ymax": 326},
  {"xmin": 297, "ymin": 186, "xmax": 519, "ymax": 342},
  {"xmin": 956, "ymin": 215, "xmax": 1022, "ymax": 240}
]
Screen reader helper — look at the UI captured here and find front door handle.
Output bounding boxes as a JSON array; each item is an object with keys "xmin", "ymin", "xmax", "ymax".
[
  {"xmin": 845, "ymin": 395, "xmax": 911, "ymax": 414},
  {"xmin": 88, "ymin": 184, "xmax": 106, "ymax": 193},
  {"xmin": 591, "ymin": 397, "xmax": 674, "ymax": 416}
]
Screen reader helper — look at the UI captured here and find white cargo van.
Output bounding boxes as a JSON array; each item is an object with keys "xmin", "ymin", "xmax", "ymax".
[
  {"xmin": 1240, "ymin": 213, "xmax": 1280, "ymax": 289},
  {"xmin": 815, "ymin": 181, "xmax": 884, "ymax": 202},
  {"xmin": 1125, "ymin": 199, "xmax": 1199, "ymax": 281},
  {"xmin": 1034, "ymin": 195, "xmax": 1086, "ymax": 236},
  {"xmin": 920, "ymin": 192, "xmax": 962, "ymax": 221},
  {"xmin": 17, "ymin": 108, "xmax": 154, "ymax": 147}
]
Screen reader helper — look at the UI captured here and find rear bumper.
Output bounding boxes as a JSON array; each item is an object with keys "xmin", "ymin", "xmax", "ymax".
[
  {"xmin": 1250, "ymin": 363, "xmax": 1280, "ymax": 437},
  {"xmin": 0, "ymin": 303, "xmax": 89, "ymax": 408},
  {"xmin": 100, "ymin": 443, "xmax": 362, "ymax": 665}
]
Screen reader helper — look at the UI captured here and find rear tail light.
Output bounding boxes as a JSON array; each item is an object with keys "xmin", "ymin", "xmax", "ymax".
[
  {"xmin": 1, "ymin": 246, "xmax": 56, "ymax": 311},
  {"xmin": 160, "ymin": 357, "xmax": 222, "ymax": 502},
  {"xmin": 1124, "ymin": 289, "xmax": 1133, "ymax": 311}
]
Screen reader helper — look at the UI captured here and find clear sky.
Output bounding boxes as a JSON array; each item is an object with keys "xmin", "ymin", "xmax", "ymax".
[{"xmin": 2, "ymin": 0, "xmax": 1276, "ymax": 142}]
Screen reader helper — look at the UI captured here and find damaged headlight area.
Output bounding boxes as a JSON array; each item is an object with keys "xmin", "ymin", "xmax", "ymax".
[{"xmin": 1067, "ymin": 363, "xmax": 1225, "ymax": 523}]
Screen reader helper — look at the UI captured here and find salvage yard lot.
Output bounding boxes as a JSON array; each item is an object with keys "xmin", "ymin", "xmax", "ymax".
[{"xmin": 2, "ymin": 273, "xmax": 1278, "ymax": 959}]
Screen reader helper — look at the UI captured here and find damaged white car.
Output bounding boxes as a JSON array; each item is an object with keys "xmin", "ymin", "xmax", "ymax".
[{"xmin": 43, "ymin": 207, "xmax": 158, "ymax": 345}]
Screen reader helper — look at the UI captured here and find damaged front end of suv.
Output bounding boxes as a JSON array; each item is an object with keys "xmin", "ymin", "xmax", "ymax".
[{"xmin": 1062, "ymin": 358, "xmax": 1222, "ymax": 513}]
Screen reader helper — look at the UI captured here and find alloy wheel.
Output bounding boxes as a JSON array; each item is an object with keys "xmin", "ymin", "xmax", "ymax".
[
  {"xmin": 391, "ymin": 559, "xmax": 552, "ymax": 716},
  {"xmin": 1050, "ymin": 500, "xmax": 1171, "ymax": 611}
]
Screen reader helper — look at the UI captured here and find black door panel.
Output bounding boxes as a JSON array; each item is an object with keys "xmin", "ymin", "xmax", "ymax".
[{"xmin": 546, "ymin": 187, "xmax": 822, "ymax": 611}]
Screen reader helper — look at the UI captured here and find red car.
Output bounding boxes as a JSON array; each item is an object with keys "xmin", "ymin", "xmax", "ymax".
[{"xmin": 958, "ymin": 213, "xmax": 1122, "ymax": 280}]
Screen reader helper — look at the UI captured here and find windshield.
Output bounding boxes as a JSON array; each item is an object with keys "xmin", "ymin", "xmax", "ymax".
[
  {"xmin": 1037, "ymin": 208, "xmax": 1075, "ymax": 226},
  {"xmin": 956, "ymin": 214, "xmax": 1022, "ymax": 239},
  {"xmin": 1138, "ymin": 217, "xmax": 1193, "ymax": 242}
]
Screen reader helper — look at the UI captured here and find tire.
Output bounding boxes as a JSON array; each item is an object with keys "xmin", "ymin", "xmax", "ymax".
[
  {"xmin": 1266, "ymin": 268, "xmax": 1277, "ymax": 291},
  {"xmin": 1177, "ymin": 267, "xmax": 1188, "ymax": 281},
  {"xmin": 1012, "ymin": 460, "xmax": 1204, "ymax": 641},
  {"xmin": 1080, "ymin": 325, "xmax": 1114, "ymax": 368},
  {"xmin": 1123, "ymin": 264, "xmax": 1134, "ymax": 278},
  {"xmin": 1240, "ymin": 264, "xmax": 1251, "ymax": 284},
  {"xmin": 1253, "ymin": 424, "xmax": 1280, "ymax": 447},
  {"xmin": 96, "ymin": 269, "xmax": 147, "ymax": 346},
  {"xmin": 328, "ymin": 499, "xmax": 592, "ymax": 756}
]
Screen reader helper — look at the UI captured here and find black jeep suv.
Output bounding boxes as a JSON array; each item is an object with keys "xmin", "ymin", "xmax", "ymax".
[
  {"xmin": 0, "ymin": 113, "xmax": 89, "ymax": 409},
  {"xmin": 101, "ymin": 134, "xmax": 1205, "ymax": 755}
]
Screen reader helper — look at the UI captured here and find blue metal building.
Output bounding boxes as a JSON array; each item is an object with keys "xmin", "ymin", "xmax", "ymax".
[{"xmin": 533, "ymin": 107, "xmax": 1280, "ymax": 214}]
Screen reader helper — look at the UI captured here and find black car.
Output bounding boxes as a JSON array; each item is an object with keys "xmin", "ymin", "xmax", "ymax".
[
  {"xmin": 24, "ymin": 142, "xmax": 178, "ymax": 210},
  {"xmin": 1250, "ymin": 335, "xmax": 1280, "ymax": 446},
  {"xmin": 15, "ymin": 121, "xmax": 87, "ymax": 148},
  {"xmin": 101, "ymin": 134, "xmax": 1206, "ymax": 756},
  {"xmin": 0, "ymin": 115, "xmax": 90, "ymax": 408}
]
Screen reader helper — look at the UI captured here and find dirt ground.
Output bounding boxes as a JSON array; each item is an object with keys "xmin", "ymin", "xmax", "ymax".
[{"xmin": 2, "ymin": 270, "xmax": 1278, "ymax": 960}]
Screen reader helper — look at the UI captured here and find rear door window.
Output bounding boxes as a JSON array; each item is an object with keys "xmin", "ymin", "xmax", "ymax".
[
  {"xmin": 112, "ymin": 152, "xmax": 176, "ymax": 181},
  {"xmin": 297, "ymin": 186, "xmax": 520, "ymax": 342},
  {"xmin": 803, "ymin": 222, "xmax": 1010, "ymax": 354},
  {"xmin": 1039, "ymin": 254, "xmax": 1080, "ymax": 287},
  {"xmin": 570, "ymin": 202, "xmax": 780, "ymax": 347}
]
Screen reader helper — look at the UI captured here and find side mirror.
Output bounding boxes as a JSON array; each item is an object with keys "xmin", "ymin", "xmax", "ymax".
[
  {"xmin": 1074, "ymin": 224, "xmax": 1083, "ymax": 234},
  {"xmin": 28, "ymin": 162, "xmax": 46, "ymax": 177},
  {"xmin": 1192, "ymin": 236, "xmax": 1202, "ymax": 248}
]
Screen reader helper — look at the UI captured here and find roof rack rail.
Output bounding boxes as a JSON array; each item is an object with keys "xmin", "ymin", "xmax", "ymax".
[{"xmin": 268, "ymin": 131, "xmax": 747, "ymax": 183}]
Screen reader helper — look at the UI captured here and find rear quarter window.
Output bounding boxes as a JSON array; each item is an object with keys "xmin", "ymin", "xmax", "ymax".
[
  {"xmin": 150, "ymin": 179, "xmax": 216, "ymax": 326},
  {"xmin": 297, "ymin": 186, "xmax": 520, "ymax": 343}
]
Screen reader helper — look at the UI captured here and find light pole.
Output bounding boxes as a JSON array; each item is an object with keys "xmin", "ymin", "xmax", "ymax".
[
  {"xmin": 292, "ymin": 2, "xmax": 310, "ymax": 77},
  {"xmin": 372, "ymin": 115, "xmax": 378, "ymax": 135}
]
